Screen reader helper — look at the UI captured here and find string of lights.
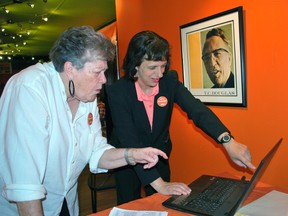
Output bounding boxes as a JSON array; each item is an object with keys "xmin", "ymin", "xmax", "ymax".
[
  {"xmin": 0, "ymin": 0, "xmax": 50, "ymax": 59},
  {"xmin": 0, "ymin": 0, "xmax": 116, "ymax": 61}
]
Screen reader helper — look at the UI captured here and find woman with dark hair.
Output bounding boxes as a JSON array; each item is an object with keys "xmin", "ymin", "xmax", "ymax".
[{"xmin": 106, "ymin": 30, "xmax": 255, "ymax": 204}]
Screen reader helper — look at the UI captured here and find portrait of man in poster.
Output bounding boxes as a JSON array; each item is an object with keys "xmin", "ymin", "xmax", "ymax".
[
  {"xmin": 181, "ymin": 7, "xmax": 246, "ymax": 106},
  {"xmin": 201, "ymin": 24, "xmax": 235, "ymax": 89}
]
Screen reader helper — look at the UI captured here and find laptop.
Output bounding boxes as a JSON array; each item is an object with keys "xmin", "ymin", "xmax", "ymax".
[{"xmin": 162, "ymin": 138, "xmax": 283, "ymax": 216}]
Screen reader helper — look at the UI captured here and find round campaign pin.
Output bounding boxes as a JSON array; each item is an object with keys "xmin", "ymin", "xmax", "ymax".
[
  {"xmin": 157, "ymin": 96, "xmax": 168, "ymax": 107},
  {"xmin": 88, "ymin": 113, "xmax": 93, "ymax": 125}
]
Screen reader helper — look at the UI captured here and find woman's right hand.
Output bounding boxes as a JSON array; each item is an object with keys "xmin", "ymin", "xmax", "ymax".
[{"xmin": 150, "ymin": 177, "xmax": 191, "ymax": 195}]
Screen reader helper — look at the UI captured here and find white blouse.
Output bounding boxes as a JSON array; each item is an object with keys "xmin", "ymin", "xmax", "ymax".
[{"xmin": 0, "ymin": 62, "xmax": 114, "ymax": 215}]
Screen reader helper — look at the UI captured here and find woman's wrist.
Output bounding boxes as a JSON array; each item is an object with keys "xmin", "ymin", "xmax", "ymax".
[{"xmin": 124, "ymin": 148, "xmax": 136, "ymax": 165}]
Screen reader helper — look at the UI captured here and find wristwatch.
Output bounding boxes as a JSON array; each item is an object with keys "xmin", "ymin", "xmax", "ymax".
[{"xmin": 220, "ymin": 134, "xmax": 234, "ymax": 144}]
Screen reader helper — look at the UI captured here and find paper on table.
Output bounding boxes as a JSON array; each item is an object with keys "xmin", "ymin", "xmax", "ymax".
[
  {"xmin": 109, "ymin": 207, "xmax": 168, "ymax": 216},
  {"xmin": 236, "ymin": 190, "xmax": 288, "ymax": 216}
]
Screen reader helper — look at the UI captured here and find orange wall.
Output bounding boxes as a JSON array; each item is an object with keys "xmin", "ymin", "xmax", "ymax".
[{"xmin": 115, "ymin": 0, "xmax": 288, "ymax": 190}]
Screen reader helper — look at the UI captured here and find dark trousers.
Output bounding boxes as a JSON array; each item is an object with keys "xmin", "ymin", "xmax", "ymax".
[
  {"xmin": 60, "ymin": 199, "xmax": 70, "ymax": 216},
  {"xmin": 115, "ymin": 159, "xmax": 170, "ymax": 205}
]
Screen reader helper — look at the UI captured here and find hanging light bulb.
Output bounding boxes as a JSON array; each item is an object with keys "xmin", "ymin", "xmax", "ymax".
[
  {"xmin": 27, "ymin": 3, "xmax": 35, "ymax": 8},
  {"xmin": 42, "ymin": 16, "xmax": 48, "ymax": 22},
  {"xmin": 2, "ymin": 7, "xmax": 9, "ymax": 14}
]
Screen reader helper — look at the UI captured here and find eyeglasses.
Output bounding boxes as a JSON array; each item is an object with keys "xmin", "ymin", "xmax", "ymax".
[{"xmin": 201, "ymin": 48, "xmax": 229, "ymax": 62}]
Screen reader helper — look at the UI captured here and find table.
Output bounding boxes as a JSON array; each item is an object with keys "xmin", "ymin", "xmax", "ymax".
[{"xmin": 88, "ymin": 175, "xmax": 288, "ymax": 216}]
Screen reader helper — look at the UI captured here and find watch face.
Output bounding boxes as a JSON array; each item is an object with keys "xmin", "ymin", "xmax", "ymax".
[{"xmin": 223, "ymin": 134, "xmax": 231, "ymax": 143}]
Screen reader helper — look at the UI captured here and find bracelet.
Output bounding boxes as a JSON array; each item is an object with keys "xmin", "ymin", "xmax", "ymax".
[{"xmin": 124, "ymin": 148, "xmax": 136, "ymax": 166}]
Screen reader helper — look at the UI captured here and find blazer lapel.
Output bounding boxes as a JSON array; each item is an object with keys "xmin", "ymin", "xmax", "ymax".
[{"xmin": 152, "ymin": 81, "xmax": 170, "ymax": 134}]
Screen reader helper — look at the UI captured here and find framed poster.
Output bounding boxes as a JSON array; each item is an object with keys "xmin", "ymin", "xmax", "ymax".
[{"xmin": 180, "ymin": 6, "xmax": 246, "ymax": 107}]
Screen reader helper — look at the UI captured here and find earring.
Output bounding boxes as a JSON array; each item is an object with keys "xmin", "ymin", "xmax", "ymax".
[
  {"xmin": 69, "ymin": 80, "xmax": 75, "ymax": 97},
  {"xmin": 133, "ymin": 67, "xmax": 138, "ymax": 79}
]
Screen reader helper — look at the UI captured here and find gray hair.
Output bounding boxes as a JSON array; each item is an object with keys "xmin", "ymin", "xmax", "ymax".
[{"xmin": 49, "ymin": 26, "xmax": 115, "ymax": 72}]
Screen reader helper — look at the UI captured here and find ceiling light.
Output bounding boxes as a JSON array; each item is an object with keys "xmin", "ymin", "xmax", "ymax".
[
  {"xmin": 7, "ymin": 19, "xmax": 14, "ymax": 24},
  {"xmin": 42, "ymin": 17, "xmax": 48, "ymax": 22},
  {"xmin": 2, "ymin": 7, "xmax": 9, "ymax": 14},
  {"xmin": 27, "ymin": 3, "xmax": 35, "ymax": 8},
  {"xmin": 1, "ymin": 28, "xmax": 5, "ymax": 32}
]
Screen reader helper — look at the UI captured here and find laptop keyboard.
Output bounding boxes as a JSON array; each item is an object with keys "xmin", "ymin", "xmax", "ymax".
[{"xmin": 183, "ymin": 178, "xmax": 241, "ymax": 214}]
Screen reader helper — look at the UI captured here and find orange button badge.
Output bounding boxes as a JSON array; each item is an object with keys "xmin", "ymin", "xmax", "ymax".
[
  {"xmin": 157, "ymin": 96, "xmax": 168, "ymax": 107},
  {"xmin": 88, "ymin": 113, "xmax": 93, "ymax": 125}
]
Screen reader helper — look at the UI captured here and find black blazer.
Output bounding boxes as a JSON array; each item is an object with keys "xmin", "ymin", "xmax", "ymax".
[{"xmin": 106, "ymin": 70, "xmax": 229, "ymax": 185}]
